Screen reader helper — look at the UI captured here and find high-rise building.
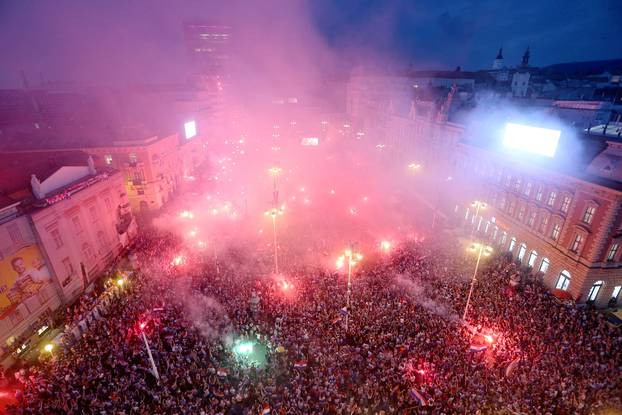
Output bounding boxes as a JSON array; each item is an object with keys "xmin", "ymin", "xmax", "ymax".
[
  {"xmin": 183, "ymin": 21, "xmax": 231, "ymax": 123},
  {"xmin": 183, "ymin": 21, "xmax": 231, "ymax": 79}
]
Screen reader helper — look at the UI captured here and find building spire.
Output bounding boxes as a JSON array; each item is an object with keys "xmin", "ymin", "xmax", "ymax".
[
  {"xmin": 492, "ymin": 46, "xmax": 504, "ymax": 70},
  {"xmin": 521, "ymin": 45, "xmax": 530, "ymax": 67}
]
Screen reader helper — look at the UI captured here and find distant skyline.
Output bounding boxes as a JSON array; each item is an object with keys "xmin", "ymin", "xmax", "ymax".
[{"xmin": 0, "ymin": 0, "xmax": 620, "ymax": 88}]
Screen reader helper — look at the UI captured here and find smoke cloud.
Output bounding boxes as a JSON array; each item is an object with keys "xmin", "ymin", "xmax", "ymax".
[{"xmin": 393, "ymin": 274, "xmax": 459, "ymax": 321}]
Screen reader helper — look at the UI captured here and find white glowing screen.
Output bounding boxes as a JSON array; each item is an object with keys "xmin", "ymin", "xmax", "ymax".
[
  {"xmin": 503, "ymin": 123, "xmax": 560, "ymax": 158},
  {"xmin": 184, "ymin": 120, "xmax": 197, "ymax": 139},
  {"xmin": 301, "ymin": 137, "xmax": 319, "ymax": 146}
]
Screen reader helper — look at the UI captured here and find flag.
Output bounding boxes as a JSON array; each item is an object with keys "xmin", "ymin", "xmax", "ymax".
[
  {"xmin": 217, "ymin": 368, "xmax": 228, "ymax": 377},
  {"xmin": 469, "ymin": 344, "xmax": 488, "ymax": 353},
  {"xmin": 505, "ymin": 357, "xmax": 520, "ymax": 377},
  {"xmin": 339, "ymin": 307, "xmax": 348, "ymax": 316},
  {"xmin": 331, "ymin": 316, "xmax": 341, "ymax": 324},
  {"xmin": 293, "ymin": 360, "xmax": 308, "ymax": 368},
  {"xmin": 261, "ymin": 403, "xmax": 271, "ymax": 414},
  {"xmin": 409, "ymin": 388, "xmax": 428, "ymax": 406}
]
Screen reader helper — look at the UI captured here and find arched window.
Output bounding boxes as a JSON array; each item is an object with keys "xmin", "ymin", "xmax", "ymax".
[
  {"xmin": 556, "ymin": 270, "xmax": 571, "ymax": 291},
  {"xmin": 587, "ymin": 280, "xmax": 604, "ymax": 302},
  {"xmin": 82, "ymin": 243, "xmax": 94, "ymax": 262},
  {"xmin": 508, "ymin": 237, "xmax": 517, "ymax": 252},
  {"xmin": 527, "ymin": 250, "xmax": 538, "ymax": 267},
  {"xmin": 517, "ymin": 243, "xmax": 527, "ymax": 261},
  {"xmin": 539, "ymin": 257, "xmax": 550, "ymax": 273}
]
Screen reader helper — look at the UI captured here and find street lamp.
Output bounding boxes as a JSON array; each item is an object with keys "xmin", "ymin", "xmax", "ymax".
[
  {"xmin": 265, "ymin": 207, "xmax": 284, "ymax": 274},
  {"xmin": 470, "ymin": 200, "xmax": 487, "ymax": 237},
  {"xmin": 139, "ymin": 322, "xmax": 160, "ymax": 380},
  {"xmin": 336, "ymin": 247, "xmax": 363, "ymax": 332},
  {"xmin": 408, "ymin": 162, "xmax": 422, "ymax": 171},
  {"xmin": 268, "ymin": 166, "xmax": 282, "ymax": 205},
  {"xmin": 380, "ymin": 240, "xmax": 392, "ymax": 254},
  {"xmin": 462, "ymin": 242, "xmax": 493, "ymax": 321}
]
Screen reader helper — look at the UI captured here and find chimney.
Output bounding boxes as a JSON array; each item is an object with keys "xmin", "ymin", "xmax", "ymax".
[
  {"xmin": 87, "ymin": 155, "xmax": 97, "ymax": 175},
  {"xmin": 31, "ymin": 174, "xmax": 45, "ymax": 199}
]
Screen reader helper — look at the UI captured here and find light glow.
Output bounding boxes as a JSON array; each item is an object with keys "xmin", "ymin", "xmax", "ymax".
[
  {"xmin": 233, "ymin": 340, "xmax": 254, "ymax": 355},
  {"xmin": 184, "ymin": 120, "xmax": 197, "ymax": 139},
  {"xmin": 301, "ymin": 137, "xmax": 319, "ymax": 146},
  {"xmin": 171, "ymin": 255, "xmax": 185, "ymax": 266},
  {"xmin": 503, "ymin": 123, "xmax": 560, "ymax": 158},
  {"xmin": 380, "ymin": 240, "xmax": 392, "ymax": 253}
]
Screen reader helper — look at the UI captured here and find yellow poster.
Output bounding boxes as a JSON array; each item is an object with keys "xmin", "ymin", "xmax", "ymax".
[{"xmin": 0, "ymin": 244, "xmax": 52, "ymax": 319}]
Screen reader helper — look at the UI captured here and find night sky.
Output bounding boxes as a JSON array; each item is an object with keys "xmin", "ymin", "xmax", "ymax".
[{"xmin": 0, "ymin": 0, "xmax": 620, "ymax": 87}]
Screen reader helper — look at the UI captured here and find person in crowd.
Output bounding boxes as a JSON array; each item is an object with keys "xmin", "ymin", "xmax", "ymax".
[{"xmin": 8, "ymin": 229, "xmax": 621, "ymax": 415}]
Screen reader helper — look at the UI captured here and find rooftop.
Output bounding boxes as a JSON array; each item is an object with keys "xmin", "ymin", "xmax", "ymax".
[
  {"xmin": 0, "ymin": 150, "xmax": 118, "ymax": 210},
  {"xmin": 0, "ymin": 150, "xmax": 95, "ymax": 197},
  {"xmin": 0, "ymin": 123, "xmax": 174, "ymax": 152},
  {"xmin": 461, "ymin": 127, "xmax": 622, "ymax": 191}
]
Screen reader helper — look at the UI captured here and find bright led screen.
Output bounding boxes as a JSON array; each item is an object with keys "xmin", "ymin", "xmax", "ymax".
[
  {"xmin": 502, "ymin": 123, "xmax": 560, "ymax": 158},
  {"xmin": 184, "ymin": 121, "xmax": 197, "ymax": 139},
  {"xmin": 301, "ymin": 137, "xmax": 319, "ymax": 146}
]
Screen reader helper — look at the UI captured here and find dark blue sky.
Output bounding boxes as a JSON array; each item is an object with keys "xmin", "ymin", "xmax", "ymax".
[
  {"xmin": 0, "ymin": 0, "xmax": 619, "ymax": 87},
  {"xmin": 311, "ymin": 0, "xmax": 622, "ymax": 68}
]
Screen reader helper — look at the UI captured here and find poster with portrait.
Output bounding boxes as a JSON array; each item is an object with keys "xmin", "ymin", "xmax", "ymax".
[{"xmin": 0, "ymin": 244, "xmax": 52, "ymax": 319}]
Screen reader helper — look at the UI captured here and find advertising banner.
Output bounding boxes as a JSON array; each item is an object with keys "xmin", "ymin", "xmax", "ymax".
[{"xmin": 0, "ymin": 244, "xmax": 52, "ymax": 319}]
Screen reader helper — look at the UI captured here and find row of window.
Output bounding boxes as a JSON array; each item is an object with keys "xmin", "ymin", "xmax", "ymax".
[
  {"xmin": 494, "ymin": 190, "xmax": 597, "ymax": 227},
  {"xmin": 50, "ymin": 228, "xmax": 110, "ymax": 254},
  {"xmin": 460, "ymin": 160, "xmax": 599, "ymax": 225},
  {"xmin": 489, "ymin": 194, "xmax": 591, "ymax": 256},
  {"xmin": 104, "ymin": 153, "xmax": 138, "ymax": 165},
  {"xmin": 470, "ymin": 210, "xmax": 622, "ymax": 304}
]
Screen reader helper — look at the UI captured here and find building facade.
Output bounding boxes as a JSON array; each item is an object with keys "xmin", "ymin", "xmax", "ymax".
[
  {"xmin": 83, "ymin": 134, "xmax": 185, "ymax": 213},
  {"xmin": 0, "ymin": 152, "xmax": 136, "ymax": 364},
  {"xmin": 30, "ymin": 169, "xmax": 135, "ymax": 302},
  {"xmin": 0, "ymin": 213, "xmax": 62, "ymax": 360},
  {"xmin": 345, "ymin": 73, "xmax": 622, "ymax": 308},
  {"xmin": 448, "ymin": 141, "xmax": 622, "ymax": 308}
]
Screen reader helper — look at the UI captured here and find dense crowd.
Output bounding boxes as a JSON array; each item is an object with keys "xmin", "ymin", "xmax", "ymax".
[{"xmin": 7, "ymin": 229, "xmax": 622, "ymax": 414}]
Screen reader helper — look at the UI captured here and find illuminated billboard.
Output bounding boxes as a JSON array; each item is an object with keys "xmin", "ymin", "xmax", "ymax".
[
  {"xmin": 301, "ymin": 137, "xmax": 319, "ymax": 146},
  {"xmin": 184, "ymin": 120, "xmax": 197, "ymax": 139},
  {"xmin": 0, "ymin": 244, "xmax": 52, "ymax": 319},
  {"xmin": 503, "ymin": 123, "xmax": 561, "ymax": 158}
]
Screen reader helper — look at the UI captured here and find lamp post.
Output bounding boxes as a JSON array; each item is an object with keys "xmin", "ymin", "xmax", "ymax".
[
  {"xmin": 337, "ymin": 248, "xmax": 363, "ymax": 332},
  {"xmin": 265, "ymin": 207, "xmax": 284, "ymax": 274},
  {"xmin": 268, "ymin": 166, "xmax": 282, "ymax": 205},
  {"xmin": 43, "ymin": 343, "xmax": 54, "ymax": 359},
  {"xmin": 139, "ymin": 323, "xmax": 160, "ymax": 380},
  {"xmin": 462, "ymin": 242, "xmax": 493, "ymax": 321},
  {"xmin": 469, "ymin": 200, "xmax": 487, "ymax": 238},
  {"xmin": 408, "ymin": 162, "xmax": 421, "ymax": 172}
]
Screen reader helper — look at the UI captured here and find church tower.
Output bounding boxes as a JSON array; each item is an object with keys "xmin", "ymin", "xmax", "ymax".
[
  {"xmin": 492, "ymin": 47, "xmax": 504, "ymax": 70},
  {"xmin": 520, "ymin": 46, "xmax": 530, "ymax": 67}
]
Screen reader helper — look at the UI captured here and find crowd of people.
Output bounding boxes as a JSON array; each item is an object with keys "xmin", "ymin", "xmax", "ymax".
[{"xmin": 7, "ymin": 229, "xmax": 622, "ymax": 414}]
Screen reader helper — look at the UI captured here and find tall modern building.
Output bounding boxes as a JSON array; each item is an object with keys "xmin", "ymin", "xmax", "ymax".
[{"xmin": 183, "ymin": 21, "xmax": 231, "ymax": 79}]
